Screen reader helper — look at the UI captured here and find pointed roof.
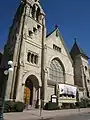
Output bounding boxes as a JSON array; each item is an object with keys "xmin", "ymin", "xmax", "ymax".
[
  {"xmin": 70, "ymin": 39, "xmax": 89, "ymax": 60},
  {"xmin": 46, "ymin": 25, "xmax": 73, "ymax": 64}
]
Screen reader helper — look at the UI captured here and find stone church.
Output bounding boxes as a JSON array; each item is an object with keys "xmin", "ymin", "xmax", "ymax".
[{"xmin": 0, "ymin": 0, "xmax": 90, "ymax": 107}]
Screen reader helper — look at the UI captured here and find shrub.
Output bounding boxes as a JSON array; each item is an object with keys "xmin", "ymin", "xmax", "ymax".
[
  {"xmin": 4, "ymin": 101, "xmax": 15, "ymax": 113},
  {"xmin": 14, "ymin": 101, "xmax": 25, "ymax": 112},
  {"xmin": 62, "ymin": 103, "xmax": 71, "ymax": 109},
  {"xmin": 44, "ymin": 102, "xmax": 58, "ymax": 110},
  {"xmin": 80, "ymin": 98, "xmax": 90, "ymax": 108},
  {"xmin": 75, "ymin": 97, "xmax": 90, "ymax": 108}
]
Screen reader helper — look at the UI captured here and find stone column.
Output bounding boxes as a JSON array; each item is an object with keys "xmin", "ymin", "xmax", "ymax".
[
  {"xmin": 30, "ymin": 5, "xmax": 32, "ymax": 17},
  {"xmin": 64, "ymin": 72, "xmax": 66, "ymax": 84},
  {"xmin": 21, "ymin": 83, "xmax": 25, "ymax": 103},
  {"xmin": 15, "ymin": 64, "xmax": 24, "ymax": 102},
  {"xmin": 26, "ymin": 4, "xmax": 30, "ymax": 16},
  {"xmin": 5, "ymin": 70, "xmax": 13, "ymax": 100},
  {"xmin": 32, "ymin": 87, "xmax": 36, "ymax": 106},
  {"xmin": 43, "ymin": 69, "xmax": 48, "ymax": 105},
  {"xmin": 38, "ymin": 87, "xmax": 41, "ymax": 107}
]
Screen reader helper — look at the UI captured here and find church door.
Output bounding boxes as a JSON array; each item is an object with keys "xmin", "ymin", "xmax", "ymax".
[{"xmin": 24, "ymin": 79, "xmax": 33, "ymax": 105}]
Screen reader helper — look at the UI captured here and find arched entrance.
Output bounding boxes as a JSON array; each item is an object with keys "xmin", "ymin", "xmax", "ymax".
[
  {"xmin": 24, "ymin": 75, "xmax": 40, "ymax": 107},
  {"xmin": 24, "ymin": 79, "xmax": 33, "ymax": 105}
]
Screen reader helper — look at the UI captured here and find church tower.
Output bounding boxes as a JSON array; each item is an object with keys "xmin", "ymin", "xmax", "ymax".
[
  {"xmin": 2, "ymin": 0, "xmax": 46, "ymax": 106},
  {"xmin": 70, "ymin": 39, "xmax": 90, "ymax": 99}
]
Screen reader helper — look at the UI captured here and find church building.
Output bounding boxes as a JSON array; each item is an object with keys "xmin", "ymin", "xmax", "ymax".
[{"xmin": 0, "ymin": 0, "xmax": 90, "ymax": 108}]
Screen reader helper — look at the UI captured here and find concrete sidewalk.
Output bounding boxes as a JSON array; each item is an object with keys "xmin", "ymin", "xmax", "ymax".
[{"xmin": 4, "ymin": 108, "xmax": 90, "ymax": 120}]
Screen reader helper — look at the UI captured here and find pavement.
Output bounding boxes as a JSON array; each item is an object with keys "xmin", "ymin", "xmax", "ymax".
[
  {"xmin": 4, "ymin": 108, "xmax": 90, "ymax": 120},
  {"xmin": 48, "ymin": 113, "xmax": 90, "ymax": 120}
]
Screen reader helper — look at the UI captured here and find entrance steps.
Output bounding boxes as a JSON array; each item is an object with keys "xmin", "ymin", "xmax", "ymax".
[{"xmin": 24, "ymin": 105, "xmax": 36, "ymax": 111}]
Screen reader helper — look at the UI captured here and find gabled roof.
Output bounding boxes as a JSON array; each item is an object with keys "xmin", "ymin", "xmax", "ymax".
[
  {"xmin": 46, "ymin": 26, "xmax": 73, "ymax": 64},
  {"xmin": 70, "ymin": 39, "xmax": 89, "ymax": 60}
]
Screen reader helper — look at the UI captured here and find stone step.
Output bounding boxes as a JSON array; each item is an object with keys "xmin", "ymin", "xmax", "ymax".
[{"xmin": 24, "ymin": 105, "xmax": 36, "ymax": 110}]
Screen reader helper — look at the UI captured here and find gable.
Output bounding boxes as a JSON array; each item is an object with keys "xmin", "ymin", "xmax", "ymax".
[{"xmin": 46, "ymin": 28, "xmax": 73, "ymax": 64}]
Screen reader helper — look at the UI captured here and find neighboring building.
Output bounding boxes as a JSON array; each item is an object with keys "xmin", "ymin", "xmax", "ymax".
[{"xmin": 0, "ymin": 0, "xmax": 90, "ymax": 108}]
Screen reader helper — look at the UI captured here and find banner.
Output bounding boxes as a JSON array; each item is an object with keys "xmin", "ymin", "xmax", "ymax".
[{"xmin": 58, "ymin": 84, "xmax": 77, "ymax": 96}]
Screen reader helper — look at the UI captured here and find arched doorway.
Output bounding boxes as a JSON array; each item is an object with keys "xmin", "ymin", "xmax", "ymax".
[
  {"xmin": 24, "ymin": 75, "xmax": 40, "ymax": 107},
  {"xmin": 24, "ymin": 79, "xmax": 33, "ymax": 105}
]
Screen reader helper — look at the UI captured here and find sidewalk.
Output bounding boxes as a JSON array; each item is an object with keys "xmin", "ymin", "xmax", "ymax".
[{"xmin": 4, "ymin": 108, "xmax": 90, "ymax": 120}]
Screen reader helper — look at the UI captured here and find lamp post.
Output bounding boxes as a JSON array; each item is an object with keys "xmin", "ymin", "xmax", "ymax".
[{"xmin": 0, "ymin": 61, "xmax": 13, "ymax": 120}]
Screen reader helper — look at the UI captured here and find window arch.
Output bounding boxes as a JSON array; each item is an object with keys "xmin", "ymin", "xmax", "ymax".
[
  {"xmin": 32, "ymin": 5, "xmax": 36, "ymax": 18},
  {"xmin": 31, "ymin": 54, "xmax": 34, "ymax": 63},
  {"xmin": 49, "ymin": 59, "xmax": 65, "ymax": 82},
  {"xmin": 27, "ymin": 52, "xmax": 38, "ymax": 65},
  {"xmin": 27, "ymin": 52, "xmax": 31, "ymax": 62},
  {"xmin": 36, "ymin": 7, "xmax": 40, "ymax": 21}
]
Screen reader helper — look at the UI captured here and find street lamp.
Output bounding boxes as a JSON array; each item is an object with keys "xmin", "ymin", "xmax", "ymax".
[{"xmin": 0, "ymin": 60, "xmax": 13, "ymax": 120}]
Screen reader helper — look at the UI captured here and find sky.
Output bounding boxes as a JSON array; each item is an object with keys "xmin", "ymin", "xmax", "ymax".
[{"xmin": 0, "ymin": 0, "xmax": 90, "ymax": 59}]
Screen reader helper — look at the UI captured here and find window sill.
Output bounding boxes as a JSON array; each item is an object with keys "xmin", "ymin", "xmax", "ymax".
[{"xmin": 26, "ymin": 62, "xmax": 39, "ymax": 68}]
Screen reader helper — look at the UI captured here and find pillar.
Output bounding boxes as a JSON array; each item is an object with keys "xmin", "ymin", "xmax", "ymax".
[
  {"xmin": 32, "ymin": 87, "xmax": 37, "ymax": 106},
  {"xmin": 43, "ymin": 69, "xmax": 48, "ymax": 105},
  {"xmin": 38, "ymin": 87, "xmax": 41, "ymax": 107},
  {"xmin": 15, "ymin": 65, "xmax": 24, "ymax": 102},
  {"xmin": 5, "ymin": 70, "xmax": 13, "ymax": 100},
  {"xmin": 30, "ymin": 5, "xmax": 32, "ymax": 17}
]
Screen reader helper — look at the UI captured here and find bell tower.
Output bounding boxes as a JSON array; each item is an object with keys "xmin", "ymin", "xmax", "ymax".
[{"xmin": 3, "ymin": 0, "xmax": 46, "ymax": 103}]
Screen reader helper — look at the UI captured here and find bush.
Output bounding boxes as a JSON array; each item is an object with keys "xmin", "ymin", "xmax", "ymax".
[
  {"xmin": 75, "ymin": 98, "xmax": 90, "ymax": 108},
  {"xmin": 14, "ymin": 102, "xmax": 25, "ymax": 112},
  {"xmin": 80, "ymin": 102, "xmax": 88, "ymax": 108},
  {"xmin": 4, "ymin": 101, "xmax": 15, "ymax": 113},
  {"xmin": 80, "ymin": 98, "xmax": 90, "ymax": 108},
  {"xmin": 44, "ymin": 102, "xmax": 58, "ymax": 110},
  {"xmin": 62, "ymin": 103, "xmax": 76, "ymax": 109},
  {"xmin": 3, "ymin": 101, "xmax": 25, "ymax": 113}
]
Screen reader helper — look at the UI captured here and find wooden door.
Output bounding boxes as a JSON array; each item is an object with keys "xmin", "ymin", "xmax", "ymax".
[{"xmin": 24, "ymin": 86, "xmax": 31, "ymax": 104}]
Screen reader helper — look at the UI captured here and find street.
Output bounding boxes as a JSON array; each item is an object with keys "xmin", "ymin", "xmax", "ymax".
[
  {"xmin": 39, "ymin": 113, "xmax": 90, "ymax": 120},
  {"xmin": 4, "ymin": 108, "xmax": 90, "ymax": 120}
]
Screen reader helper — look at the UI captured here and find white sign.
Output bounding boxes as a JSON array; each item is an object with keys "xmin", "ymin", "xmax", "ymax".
[
  {"xmin": 51, "ymin": 95, "xmax": 57, "ymax": 103},
  {"xmin": 58, "ymin": 84, "xmax": 77, "ymax": 96},
  {"xmin": 52, "ymin": 98, "xmax": 57, "ymax": 103}
]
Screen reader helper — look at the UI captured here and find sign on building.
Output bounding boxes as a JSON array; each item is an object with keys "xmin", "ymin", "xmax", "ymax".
[
  {"xmin": 58, "ymin": 84, "xmax": 77, "ymax": 97},
  {"xmin": 51, "ymin": 95, "xmax": 57, "ymax": 103}
]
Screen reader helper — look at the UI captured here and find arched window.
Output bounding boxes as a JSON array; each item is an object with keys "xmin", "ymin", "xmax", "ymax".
[
  {"xmin": 32, "ymin": 5, "xmax": 36, "ymax": 18},
  {"xmin": 31, "ymin": 54, "xmax": 34, "ymax": 63},
  {"xmin": 27, "ymin": 52, "xmax": 31, "ymax": 62},
  {"xmin": 34, "ymin": 55, "xmax": 38, "ymax": 64},
  {"xmin": 49, "ymin": 59, "xmax": 64, "ymax": 82},
  {"xmin": 36, "ymin": 7, "xmax": 40, "ymax": 21}
]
